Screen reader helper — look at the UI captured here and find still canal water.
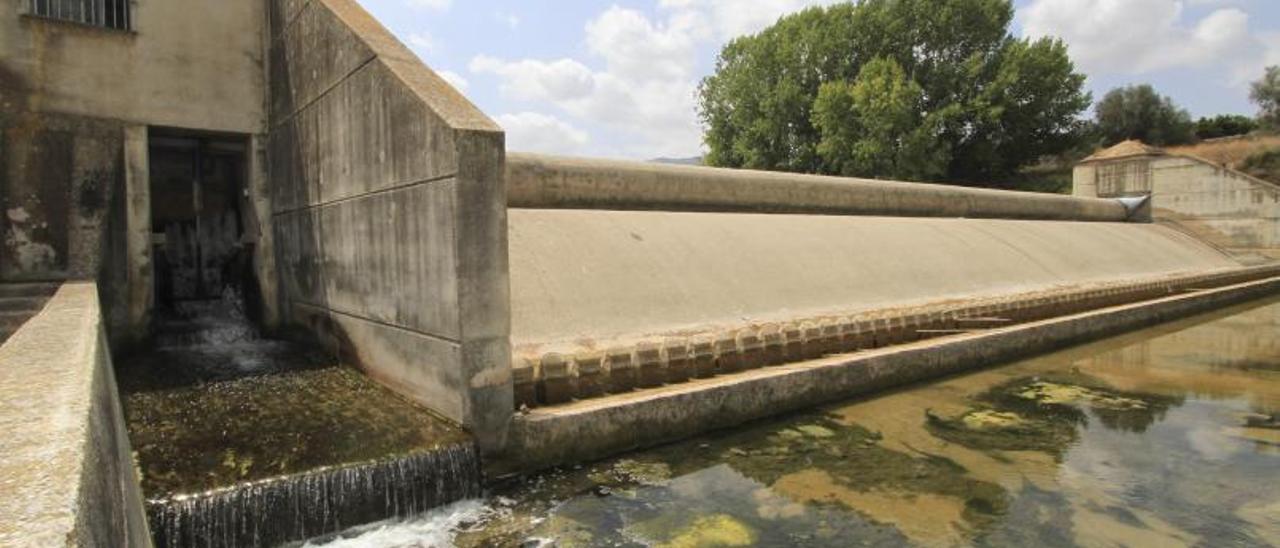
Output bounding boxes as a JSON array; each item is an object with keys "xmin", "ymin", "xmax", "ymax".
[{"xmin": 307, "ymin": 297, "xmax": 1280, "ymax": 547}]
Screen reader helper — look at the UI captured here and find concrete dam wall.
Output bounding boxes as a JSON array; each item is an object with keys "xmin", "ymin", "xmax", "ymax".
[
  {"xmin": 254, "ymin": 0, "xmax": 1279, "ymax": 470},
  {"xmin": 508, "ymin": 209, "xmax": 1235, "ymax": 356}
]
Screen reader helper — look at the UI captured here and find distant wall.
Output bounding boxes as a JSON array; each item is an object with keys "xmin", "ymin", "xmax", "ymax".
[
  {"xmin": 0, "ymin": 283, "xmax": 150, "ymax": 547},
  {"xmin": 1075, "ymin": 155, "xmax": 1280, "ymax": 263},
  {"xmin": 510, "ymin": 153, "xmax": 1131, "ymax": 222},
  {"xmin": 266, "ymin": 0, "xmax": 511, "ymax": 450}
]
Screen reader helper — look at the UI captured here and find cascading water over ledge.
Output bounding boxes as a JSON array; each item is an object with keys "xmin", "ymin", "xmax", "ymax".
[
  {"xmin": 117, "ymin": 291, "xmax": 483, "ymax": 548},
  {"xmin": 149, "ymin": 444, "xmax": 481, "ymax": 548}
]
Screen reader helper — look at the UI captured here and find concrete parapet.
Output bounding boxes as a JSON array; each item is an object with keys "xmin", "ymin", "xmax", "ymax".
[
  {"xmin": 500, "ymin": 271, "xmax": 1280, "ymax": 473},
  {"xmin": 266, "ymin": 0, "xmax": 511, "ymax": 451},
  {"xmin": 508, "ymin": 153, "xmax": 1130, "ymax": 222},
  {"xmin": 0, "ymin": 283, "xmax": 150, "ymax": 547}
]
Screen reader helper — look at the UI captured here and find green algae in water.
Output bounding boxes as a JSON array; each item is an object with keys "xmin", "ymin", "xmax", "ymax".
[
  {"xmin": 123, "ymin": 366, "xmax": 471, "ymax": 497},
  {"xmin": 926, "ymin": 373, "xmax": 1184, "ymax": 460},
  {"xmin": 637, "ymin": 413, "xmax": 1010, "ymax": 530}
]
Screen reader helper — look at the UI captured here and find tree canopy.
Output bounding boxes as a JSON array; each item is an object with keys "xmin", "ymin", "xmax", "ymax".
[
  {"xmin": 1254, "ymin": 66, "xmax": 1280, "ymax": 130},
  {"xmin": 697, "ymin": 0, "xmax": 1091, "ymax": 185},
  {"xmin": 1094, "ymin": 85, "xmax": 1195, "ymax": 147},
  {"xmin": 1195, "ymin": 115, "xmax": 1258, "ymax": 140}
]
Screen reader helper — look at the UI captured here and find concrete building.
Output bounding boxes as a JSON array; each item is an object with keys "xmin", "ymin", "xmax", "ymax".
[{"xmin": 1074, "ymin": 140, "xmax": 1280, "ymax": 264}]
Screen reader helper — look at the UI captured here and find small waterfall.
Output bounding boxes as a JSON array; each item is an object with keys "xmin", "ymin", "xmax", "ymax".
[{"xmin": 147, "ymin": 443, "xmax": 482, "ymax": 548}]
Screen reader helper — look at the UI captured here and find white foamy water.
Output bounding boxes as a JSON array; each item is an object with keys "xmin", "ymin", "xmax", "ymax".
[{"xmin": 302, "ymin": 500, "xmax": 493, "ymax": 548}]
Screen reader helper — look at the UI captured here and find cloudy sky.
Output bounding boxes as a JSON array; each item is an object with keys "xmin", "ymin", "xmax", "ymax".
[{"xmin": 355, "ymin": 0, "xmax": 1280, "ymax": 160}]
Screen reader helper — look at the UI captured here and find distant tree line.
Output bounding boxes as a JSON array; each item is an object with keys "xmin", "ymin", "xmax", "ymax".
[{"xmin": 696, "ymin": 0, "xmax": 1280, "ymax": 187}]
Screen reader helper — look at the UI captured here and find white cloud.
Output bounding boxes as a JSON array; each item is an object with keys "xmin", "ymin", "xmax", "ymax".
[
  {"xmin": 586, "ymin": 6, "xmax": 703, "ymax": 82},
  {"xmin": 469, "ymin": 56, "xmax": 596, "ymax": 101},
  {"xmin": 658, "ymin": 0, "xmax": 841, "ymax": 40},
  {"xmin": 437, "ymin": 70, "xmax": 469, "ymax": 92},
  {"xmin": 407, "ymin": 32, "xmax": 434, "ymax": 56},
  {"xmin": 496, "ymin": 112, "xmax": 590, "ymax": 154},
  {"xmin": 468, "ymin": 1, "xmax": 842, "ymax": 158},
  {"xmin": 496, "ymin": 11, "xmax": 520, "ymax": 29},
  {"xmin": 406, "ymin": 0, "xmax": 451, "ymax": 11},
  {"xmin": 1021, "ymin": 0, "xmax": 1277, "ymax": 86}
]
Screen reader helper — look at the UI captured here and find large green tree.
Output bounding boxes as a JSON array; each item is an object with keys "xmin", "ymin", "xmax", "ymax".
[
  {"xmin": 697, "ymin": 0, "xmax": 1091, "ymax": 184},
  {"xmin": 1094, "ymin": 85, "xmax": 1195, "ymax": 146},
  {"xmin": 1254, "ymin": 66, "xmax": 1280, "ymax": 130}
]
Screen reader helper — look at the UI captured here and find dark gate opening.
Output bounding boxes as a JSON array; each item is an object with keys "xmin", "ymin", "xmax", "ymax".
[{"xmin": 148, "ymin": 131, "xmax": 256, "ymax": 316}]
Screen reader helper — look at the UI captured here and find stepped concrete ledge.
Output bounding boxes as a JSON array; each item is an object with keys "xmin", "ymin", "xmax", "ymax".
[
  {"xmin": 495, "ymin": 269, "xmax": 1280, "ymax": 475},
  {"xmin": 0, "ymin": 283, "xmax": 150, "ymax": 547}
]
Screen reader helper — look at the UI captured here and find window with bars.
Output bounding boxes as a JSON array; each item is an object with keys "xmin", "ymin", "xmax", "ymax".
[
  {"xmin": 27, "ymin": 0, "xmax": 131, "ymax": 31},
  {"xmin": 1095, "ymin": 160, "xmax": 1153, "ymax": 197}
]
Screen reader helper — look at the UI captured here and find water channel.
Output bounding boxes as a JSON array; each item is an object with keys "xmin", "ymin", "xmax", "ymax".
[{"xmin": 304, "ymin": 297, "xmax": 1280, "ymax": 547}]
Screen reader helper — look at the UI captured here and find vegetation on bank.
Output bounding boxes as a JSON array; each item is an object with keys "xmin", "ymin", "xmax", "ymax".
[{"xmin": 695, "ymin": 0, "xmax": 1280, "ymax": 193}]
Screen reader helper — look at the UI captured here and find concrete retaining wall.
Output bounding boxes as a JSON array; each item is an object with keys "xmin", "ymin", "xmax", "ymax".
[
  {"xmin": 501, "ymin": 269, "xmax": 1280, "ymax": 473},
  {"xmin": 0, "ymin": 283, "xmax": 150, "ymax": 547},
  {"xmin": 266, "ymin": 0, "xmax": 511, "ymax": 450},
  {"xmin": 509, "ymin": 153, "xmax": 1130, "ymax": 221},
  {"xmin": 1075, "ymin": 154, "xmax": 1280, "ymax": 263}
]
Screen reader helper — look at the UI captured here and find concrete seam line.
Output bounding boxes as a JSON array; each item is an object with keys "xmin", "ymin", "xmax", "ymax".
[
  {"xmin": 269, "ymin": 172, "xmax": 458, "ymax": 217},
  {"xmin": 267, "ymin": 53, "xmax": 379, "ymax": 131},
  {"xmin": 291, "ymin": 300, "xmax": 463, "ymax": 345},
  {"xmin": 268, "ymin": 0, "xmax": 313, "ymax": 48}
]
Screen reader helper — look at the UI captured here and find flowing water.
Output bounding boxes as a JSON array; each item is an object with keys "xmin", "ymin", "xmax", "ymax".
[
  {"xmin": 116, "ymin": 292, "xmax": 481, "ymax": 548},
  {"xmin": 307, "ymin": 297, "xmax": 1280, "ymax": 547}
]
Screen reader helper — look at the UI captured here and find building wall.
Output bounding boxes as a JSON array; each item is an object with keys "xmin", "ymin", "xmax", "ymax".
[
  {"xmin": 1075, "ymin": 155, "xmax": 1280, "ymax": 263},
  {"xmin": 1148, "ymin": 157, "xmax": 1280, "ymax": 261},
  {"xmin": 266, "ymin": 0, "xmax": 512, "ymax": 451},
  {"xmin": 0, "ymin": 0, "xmax": 265, "ymax": 133},
  {"xmin": 1, "ymin": 0, "xmax": 270, "ymax": 343}
]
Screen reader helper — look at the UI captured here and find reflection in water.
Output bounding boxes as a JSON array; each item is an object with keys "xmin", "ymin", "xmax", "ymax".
[{"xmin": 311, "ymin": 298, "xmax": 1280, "ymax": 547}]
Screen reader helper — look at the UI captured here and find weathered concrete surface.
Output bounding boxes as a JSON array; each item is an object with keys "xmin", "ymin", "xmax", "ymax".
[
  {"xmin": 499, "ymin": 273, "xmax": 1280, "ymax": 474},
  {"xmin": 0, "ymin": 0, "xmax": 265, "ymax": 134},
  {"xmin": 0, "ymin": 110, "xmax": 122, "ymax": 281},
  {"xmin": 511, "ymin": 265, "xmax": 1278, "ymax": 408},
  {"xmin": 1075, "ymin": 146, "xmax": 1280, "ymax": 263},
  {"xmin": 1, "ymin": 0, "xmax": 277, "ymax": 340},
  {"xmin": 509, "ymin": 153, "xmax": 1131, "ymax": 221},
  {"xmin": 508, "ymin": 209, "xmax": 1239, "ymax": 358},
  {"xmin": 267, "ymin": 0, "xmax": 511, "ymax": 451},
  {"xmin": 0, "ymin": 283, "xmax": 150, "ymax": 547},
  {"xmin": 120, "ymin": 125, "xmax": 151, "ymax": 347}
]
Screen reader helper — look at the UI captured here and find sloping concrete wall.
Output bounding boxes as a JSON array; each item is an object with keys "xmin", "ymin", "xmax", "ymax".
[
  {"xmin": 0, "ymin": 283, "xmax": 150, "ymax": 547},
  {"xmin": 508, "ymin": 210, "xmax": 1239, "ymax": 358},
  {"xmin": 1075, "ymin": 155, "xmax": 1280, "ymax": 263},
  {"xmin": 266, "ymin": 0, "xmax": 511, "ymax": 450}
]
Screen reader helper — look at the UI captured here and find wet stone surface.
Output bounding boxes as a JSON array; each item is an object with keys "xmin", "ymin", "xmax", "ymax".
[
  {"xmin": 116, "ymin": 297, "xmax": 471, "ymax": 500},
  {"xmin": 310, "ymin": 297, "xmax": 1280, "ymax": 548}
]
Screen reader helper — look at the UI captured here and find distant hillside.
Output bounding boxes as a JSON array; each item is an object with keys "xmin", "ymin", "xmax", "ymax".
[
  {"xmin": 1166, "ymin": 133, "xmax": 1280, "ymax": 169},
  {"xmin": 650, "ymin": 156, "xmax": 703, "ymax": 166}
]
